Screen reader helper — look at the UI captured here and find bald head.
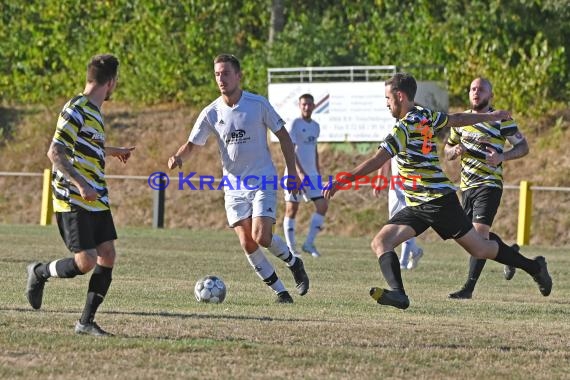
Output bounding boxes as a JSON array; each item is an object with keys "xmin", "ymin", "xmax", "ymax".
[{"xmin": 469, "ymin": 77, "xmax": 493, "ymax": 112}]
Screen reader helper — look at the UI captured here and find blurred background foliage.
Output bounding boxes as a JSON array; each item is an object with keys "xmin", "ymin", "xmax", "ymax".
[{"xmin": 1, "ymin": 0, "xmax": 568, "ymax": 117}]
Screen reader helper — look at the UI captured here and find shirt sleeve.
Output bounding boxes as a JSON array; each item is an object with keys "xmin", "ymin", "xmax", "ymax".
[
  {"xmin": 287, "ymin": 119, "xmax": 298, "ymax": 145},
  {"xmin": 52, "ymin": 105, "xmax": 83, "ymax": 149},
  {"xmin": 447, "ymin": 127, "xmax": 461, "ymax": 145},
  {"xmin": 263, "ymin": 98, "xmax": 286, "ymax": 133},
  {"xmin": 378, "ymin": 123, "xmax": 406, "ymax": 157},
  {"xmin": 188, "ymin": 108, "xmax": 213, "ymax": 146},
  {"xmin": 431, "ymin": 111, "xmax": 449, "ymax": 132}
]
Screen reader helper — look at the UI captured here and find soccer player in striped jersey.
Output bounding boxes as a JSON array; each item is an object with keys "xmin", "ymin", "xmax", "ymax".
[
  {"xmin": 446, "ymin": 77, "xmax": 529, "ymax": 299},
  {"xmin": 373, "ymin": 158, "xmax": 424, "ymax": 270},
  {"xmin": 26, "ymin": 54, "xmax": 135, "ymax": 336},
  {"xmin": 323, "ymin": 72, "xmax": 551, "ymax": 309},
  {"xmin": 168, "ymin": 54, "xmax": 309, "ymax": 303}
]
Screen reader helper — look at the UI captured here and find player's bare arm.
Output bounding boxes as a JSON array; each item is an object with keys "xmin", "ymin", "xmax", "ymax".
[
  {"xmin": 168, "ymin": 142, "xmax": 196, "ymax": 169},
  {"xmin": 448, "ymin": 110, "xmax": 511, "ymax": 128},
  {"xmin": 274, "ymin": 127, "xmax": 300, "ymax": 195},
  {"xmin": 106, "ymin": 146, "xmax": 135, "ymax": 164},
  {"xmin": 504, "ymin": 135, "xmax": 529, "ymax": 161},
  {"xmin": 485, "ymin": 139, "xmax": 528, "ymax": 166},
  {"xmin": 324, "ymin": 148, "xmax": 391, "ymax": 200},
  {"xmin": 47, "ymin": 142, "xmax": 97, "ymax": 201},
  {"xmin": 294, "ymin": 152, "xmax": 307, "ymax": 179},
  {"xmin": 373, "ymin": 160, "xmax": 391, "ymax": 197}
]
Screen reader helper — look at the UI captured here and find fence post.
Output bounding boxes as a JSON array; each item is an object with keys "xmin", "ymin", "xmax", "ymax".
[
  {"xmin": 40, "ymin": 168, "xmax": 53, "ymax": 226},
  {"xmin": 517, "ymin": 180, "xmax": 532, "ymax": 246},
  {"xmin": 152, "ymin": 176, "xmax": 166, "ymax": 228}
]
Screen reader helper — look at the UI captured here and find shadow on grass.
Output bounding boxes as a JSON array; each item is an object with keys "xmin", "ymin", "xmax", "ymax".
[{"xmin": 1, "ymin": 306, "xmax": 323, "ymax": 323}]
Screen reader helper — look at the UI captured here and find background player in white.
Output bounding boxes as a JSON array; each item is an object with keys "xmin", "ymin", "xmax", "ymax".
[
  {"xmin": 373, "ymin": 158, "xmax": 424, "ymax": 270},
  {"xmin": 168, "ymin": 54, "xmax": 309, "ymax": 303},
  {"xmin": 283, "ymin": 94, "xmax": 328, "ymax": 258}
]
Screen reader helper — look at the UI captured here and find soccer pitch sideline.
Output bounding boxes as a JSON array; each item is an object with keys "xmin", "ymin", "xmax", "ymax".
[{"xmin": 1, "ymin": 224, "xmax": 568, "ymax": 379}]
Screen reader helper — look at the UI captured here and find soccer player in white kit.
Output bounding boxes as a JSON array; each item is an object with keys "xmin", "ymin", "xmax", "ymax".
[
  {"xmin": 374, "ymin": 159, "xmax": 424, "ymax": 270},
  {"xmin": 168, "ymin": 54, "xmax": 309, "ymax": 303},
  {"xmin": 283, "ymin": 94, "xmax": 328, "ymax": 258}
]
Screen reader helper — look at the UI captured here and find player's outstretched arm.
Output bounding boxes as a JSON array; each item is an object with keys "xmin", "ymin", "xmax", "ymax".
[
  {"xmin": 168, "ymin": 142, "xmax": 196, "ymax": 169},
  {"xmin": 106, "ymin": 146, "xmax": 135, "ymax": 164},
  {"xmin": 448, "ymin": 110, "xmax": 511, "ymax": 128},
  {"xmin": 323, "ymin": 148, "xmax": 391, "ymax": 200}
]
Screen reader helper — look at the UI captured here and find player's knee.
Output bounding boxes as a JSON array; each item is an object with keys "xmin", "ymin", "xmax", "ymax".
[
  {"xmin": 285, "ymin": 203, "xmax": 298, "ymax": 218},
  {"xmin": 255, "ymin": 234, "xmax": 272, "ymax": 248},
  {"xmin": 316, "ymin": 203, "xmax": 328, "ymax": 215},
  {"xmin": 370, "ymin": 238, "xmax": 384, "ymax": 257},
  {"xmin": 75, "ymin": 255, "xmax": 97, "ymax": 274}
]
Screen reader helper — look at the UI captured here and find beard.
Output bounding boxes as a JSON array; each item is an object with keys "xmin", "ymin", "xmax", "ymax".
[{"xmin": 472, "ymin": 98, "xmax": 489, "ymax": 112}]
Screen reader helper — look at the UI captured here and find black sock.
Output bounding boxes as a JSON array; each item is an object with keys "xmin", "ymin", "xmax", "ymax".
[
  {"xmin": 80, "ymin": 265, "xmax": 113, "ymax": 325},
  {"xmin": 378, "ymin": 251, "xmax": 405, "ymax": 293},
  {"xmin": 463, "ymin": 256, "xmax": 486, "ymax": 292},
  {"xmin": 34, "ymin": 258, "xmax": 82, "ymax": 279},
  {"xmin": 489, "ymin": 233, "xmax": 539, "ymax": 275}
]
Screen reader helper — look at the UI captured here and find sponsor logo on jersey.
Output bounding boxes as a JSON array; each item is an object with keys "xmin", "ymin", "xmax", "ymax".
[{"xmin": 225, "ymin": 129, "xmax": 251, "ymax": 144}]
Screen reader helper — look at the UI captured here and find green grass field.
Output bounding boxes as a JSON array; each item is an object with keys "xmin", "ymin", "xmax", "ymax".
[{"xmin": 1, "ymin": 224, "xmax": 568, "ymax": 379}]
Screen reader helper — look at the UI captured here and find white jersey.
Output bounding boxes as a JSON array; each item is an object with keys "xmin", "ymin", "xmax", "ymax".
[
  {"xmin": 285, "ymin": 118, "xmax": 320, "ymax": 176},
  {"xmin": 189, "ymin": 91, "xmax": 285, "ymax": 190},
  {"xmin": 388, "ymin": 158, "xmax": 406, "ymax": 217}
]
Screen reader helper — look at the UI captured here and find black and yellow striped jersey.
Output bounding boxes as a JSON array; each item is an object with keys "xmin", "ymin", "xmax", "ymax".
[
  {"xmin": 51, "ymin": 94, "xmax": 109, "ymax": 212},
  {"xmin": 447, "ymin": 109, "xmax": 519, "ymax": 190},
  {"xmin": 379, "ymin": 106, "xmax": 455, "ymax": 206}
]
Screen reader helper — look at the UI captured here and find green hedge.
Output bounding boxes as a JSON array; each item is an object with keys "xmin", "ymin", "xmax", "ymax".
[{"xmin": 1, "ymin": 0, "xmax": 568, "ymax": 118}]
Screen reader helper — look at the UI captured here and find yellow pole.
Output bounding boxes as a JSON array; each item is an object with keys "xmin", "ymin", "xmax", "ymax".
[
  {"xmin": 40, "ymin": 169, "xmax": 53, "ymax": 226},
  {"xmin": 517, "ymin": 180, "xmax": 532, "ymax": 246}
]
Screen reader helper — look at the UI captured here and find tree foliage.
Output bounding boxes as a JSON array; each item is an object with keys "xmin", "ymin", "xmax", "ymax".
[{"xmin": 0, "ymin": 0, "xmax": 567, "ymax": 117}]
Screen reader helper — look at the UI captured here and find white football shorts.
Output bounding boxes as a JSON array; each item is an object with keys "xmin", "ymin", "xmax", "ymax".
[
  {"xmin": 388, "ymin": 185, "xmax": 407, "ymax": 218},
  {"xmin": 225, "ymin": 189, "xmax": 277, "ymax": 227}
]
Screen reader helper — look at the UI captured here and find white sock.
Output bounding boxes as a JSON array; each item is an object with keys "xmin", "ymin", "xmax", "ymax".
[
  {"xmin": 246, "ymin": 248, "xmax": 286, "ymax": 294},
  {"xmin": 283, "ymin": 217, "xmax": 296, "ymax": 251},
  {"xmin": 267, "ymin": 235, "xmax": 296, "ymax": 267},
  {"xmin": 305, "ymin": 212, "xmax": 325, "ymax": 245},
  {"xmin": 400, "ymin": 241, "xmax": 413, "ymax": 264}
]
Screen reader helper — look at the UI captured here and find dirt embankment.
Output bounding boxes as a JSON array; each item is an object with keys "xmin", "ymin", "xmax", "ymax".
[{"xmin": 0, "ymin": 103, "xmax": 568, "ymax": 246}]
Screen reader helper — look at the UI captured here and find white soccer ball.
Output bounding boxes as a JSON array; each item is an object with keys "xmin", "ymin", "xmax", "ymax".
[{"xmin": 194, "ymin": 275, "xmax": 227, "ymax": 304}]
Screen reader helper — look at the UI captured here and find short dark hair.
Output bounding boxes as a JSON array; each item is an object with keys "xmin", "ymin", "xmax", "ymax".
[
  {"xmin": 385, "ymin": 72, "xmax": 417, "ymax": 101},
  {"xmin": 214, "ymin": 54, "xmax": 241, "ymax": 73},
  {"xmin": 299, "ymin": 93, "xmax": 314, "ymax": 102},
  {"xmin": 87, "ymin": 54, "xmax": 119, "ymax": 85}
]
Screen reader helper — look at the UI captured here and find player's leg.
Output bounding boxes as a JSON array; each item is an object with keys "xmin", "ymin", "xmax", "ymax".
[
  {"xmin": 389, "ymin": 187, "xmax": 423, "ymax": 269},
  {"xmin": 227, "ymin": 191, "xmax": 292, "ymax": 302},
  {"xmin": 455, "ymin": 230, "xmax": 552, "ymax": 296},
  {"xmin": 74, "ymin": 210, "xmax": 117, "ymax": 336},
  {"xmin": 253, "ymin": 190, "xmax": 309, "ymax": 296},
  {"xmin": 450, "ymin": 187, "xmax": 505, "ymax": 299},
  {"xmin": 449, "ymin": 222, "xmax": 489, "ymax": 299},
  {"xmin": 302, "ymin": 195, "xmax": 328, "ymax": 257},
  {"xmin": 403, "ymin": 238, "xmax": 423, "ymax": 270},
  {"xmin": 283, "ymin": 193, "xmax": 300, "ymax": 255},
  {"xmin": 369, "ymin": 223, "xmax": 417, "ymax": 309},
  {"xmin": 26, "ymin": 210, "xmax": 96, "ymax": 310},
  {"xmin": 369, "ymin": 206, "xmax": 429, "ymax": 310},
  {"xmin": 234, "ymin": 217, "xmax": 292, "ymax": 303}
]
